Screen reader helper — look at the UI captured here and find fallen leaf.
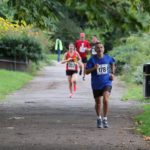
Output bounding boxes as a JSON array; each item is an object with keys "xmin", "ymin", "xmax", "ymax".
[{"xmin": 144, "ymin": 136, "xmax": 150, "ymax": 141}]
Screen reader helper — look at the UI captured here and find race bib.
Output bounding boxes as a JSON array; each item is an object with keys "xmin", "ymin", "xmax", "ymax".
[
  {"xmin": 91, "ymin": 48, "xmax": 97, "ymax": 55},
  {"xmin": 97, "ymin": 64, "xmax": 108, "ymax": 75},
  {"xmin": 79, "ymin": 43, "xmax": 86, "ymax": 53},
  {"xmin": 68, "ymin": 62, "xmax": 76, "ymax": 70},
  {"xmin": 79, "ymin": 47, "xmax": 86, "ymax": 53}
]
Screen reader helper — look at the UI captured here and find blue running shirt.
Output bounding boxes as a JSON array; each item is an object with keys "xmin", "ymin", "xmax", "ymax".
[{"xmin": 86, "ymin": 54, "xmax": 115, "ymax": 90}]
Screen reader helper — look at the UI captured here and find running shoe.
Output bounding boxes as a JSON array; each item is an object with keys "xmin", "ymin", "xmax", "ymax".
[
  {"xmin": 97, "ymin": 118, "xmax": 103, "ymax": 128},
  {"xmin": 69, "ymin": 93, "xmax": 73, "ymax": 98},
  {"xmin": 82, "ymin": 77, "xmax": 85, "ymax": 81},
  {"xmin": 103, "ymin": 119, "xmax": 109, "ymax": 128}
]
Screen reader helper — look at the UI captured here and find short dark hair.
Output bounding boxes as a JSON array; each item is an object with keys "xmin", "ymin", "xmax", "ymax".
[
  {"xmin": 95, "ymin": 42, "xmax": 104, "ymax": 49},
  {"xmin": 95, "ymin": 42, "xmax": 101, "ymax": 46}
]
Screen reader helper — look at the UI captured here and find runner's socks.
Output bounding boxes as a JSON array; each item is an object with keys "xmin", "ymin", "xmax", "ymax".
[
  {"xmin": 74, "ymin": 83, "xmax": 77, "ymax": 92},
  {"xmin": 97, "ymin": 116, "xmax": 102, "ymax": 120}
]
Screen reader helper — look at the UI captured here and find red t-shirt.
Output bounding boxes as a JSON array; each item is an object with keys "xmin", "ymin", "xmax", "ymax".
[{"xmin": 75, "ymin": 40, "xmax": 91, "ymax": 58}]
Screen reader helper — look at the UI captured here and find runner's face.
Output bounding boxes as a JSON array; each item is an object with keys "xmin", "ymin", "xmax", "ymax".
[
  {"xmin": 80, "ymin": 37, "xmax": 85, "ymax": 41},
  {"xmin": 92, "ymin": 36, "xmax": 98, "ymax": 43},
  {"xmin": 69, "ymin": 44, "xmax": 75, "ymax": 51},
  {"xmin": 95, "ymin": 44, "xmax": 104, "ymax": 56}
]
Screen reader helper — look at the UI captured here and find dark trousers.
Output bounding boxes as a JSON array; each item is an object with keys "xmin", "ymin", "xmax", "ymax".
[{"xmin": 57, "ymin": 49, "xmax": 61, "ymax": 62}]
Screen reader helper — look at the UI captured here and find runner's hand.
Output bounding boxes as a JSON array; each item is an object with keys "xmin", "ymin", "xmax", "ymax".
[
  {"xmin": 109, "ymin": 74, "xmax": 115, "ymax": 81},
  {"xmin": 93, "ymin": 64, "xmax": 98, "ymax": 70},
  {"xmin": 85, "ymin": 48, "xmax": 90, "ymax": 52},
  {"xmin": 67, "ymin": 58, "xmax": 73, "ymax": 62}
]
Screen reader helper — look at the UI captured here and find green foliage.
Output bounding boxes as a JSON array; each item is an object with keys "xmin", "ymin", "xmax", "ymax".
[
  {"xmin": 0, "ymin": 17, "xmax": 51, "ymax": 63},
  {"xmin": 0, "ymin": 17, "xmax": 28, "ymax": 36},
  {"xmin": 64, "ymin": 0, "xmax": 150, "ymax": 49},
  {"xmin": 84, "ymin": 28, "xmax": 105, "ymax": 43},
  {"xmin": 0, "ymin": 31, "xmax": 44, "ymax": 63},
  {"xmin": 47, "ymin": 54, "xmax": 61, "ymax": 61},
  {"xmin": 135, "ymin": 104, "xmax": 150, "ymax": 136},
  {"xmin": 53, "ymin": 18, "xmax": 82, "ymax": 50},
  {"xmin": 0, "ymin": 0, "xmax": 15, "ymax": 20},
  {"xmin": 4, "ymin": 0, "xmax": 150, "ymax": 51},
  {"xmin": 133, "ymin": 65, "xmax": 143, "ymax": 84},
  {"xmin": 122, "ymin": 83, "xmax": 144, "ymax": 101},
  {"xmin": 7, "ymin": 0, "xmax": 64, "ymax": 29},
  {"xmin": 110, "ymin": 32, "xmax": 150, "ymax": 84},
  {"xmin": 0, "ymin": 69, "xmax": 32, "ymax": 100}
]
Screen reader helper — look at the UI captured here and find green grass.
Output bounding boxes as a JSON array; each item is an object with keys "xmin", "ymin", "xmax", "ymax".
[
  {"xmin": 135, "ymin": 104, "xmax": 150, "ymax": 136},
  {"xmin": 48, "ymin": 53, "xmax": 63, "ymax": 61},
  {"xmin": 120, "ymin": 77, "xmax": 150, "ymax": 136},
  {"xmin": 122, "ymin": 84, "xmax": 143, "ymax": 101},
  {"xmin": 122, "ymin": 83, "xmax": 150, "ymax": 102},
  {"xmin": 0, "ymin": 69, "xmax": 32, "ymax": 100}
]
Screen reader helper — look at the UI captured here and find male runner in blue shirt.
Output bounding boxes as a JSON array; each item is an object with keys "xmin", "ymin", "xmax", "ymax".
[{"xmin": 85, "ymin": 42, "xmax": 115, "ymax": 128}]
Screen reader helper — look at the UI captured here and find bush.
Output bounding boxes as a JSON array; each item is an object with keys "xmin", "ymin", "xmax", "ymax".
[
  {"xmin": 52, "ymin": 18, "xmax": 82, "ymax": 51},
  {"xmin": 0, "ymin": 17, "xmax": 28, "ymax": 36},
  {"xmin": 110, "ymin": 32, "xmax": 150, "ymax": 83},
  {"xmin": 0, "ymin": 17, "xmax": 52, "ymax": 63},
  {"xmin": 133, "ymin": 65, "xmax": 143, "ymax": 84},
  {"xmin": 0, "ymin": 32, "xmax": 44, "ymax": 63}
]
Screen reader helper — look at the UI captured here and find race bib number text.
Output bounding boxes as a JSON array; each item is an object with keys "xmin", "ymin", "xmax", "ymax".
[
  {"xmin": 68, "ymin": 62, "xmax": 76, "ymax": 70},
  {"xmin": 97, "ymin": 64, "xmax": 108, "ymax": 75}
]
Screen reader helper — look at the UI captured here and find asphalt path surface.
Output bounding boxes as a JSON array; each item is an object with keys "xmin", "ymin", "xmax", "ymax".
[{"xmin": 0, "ymin": 61, "xmax": 149, "ymax": 150}]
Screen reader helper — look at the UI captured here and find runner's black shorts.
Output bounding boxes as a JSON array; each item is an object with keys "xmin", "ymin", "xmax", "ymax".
[
  {"xmin": 66, "ymin": 70, "xmax": 78, "ymax": 76},
  {"xmin": 93, "ymin": 86, "xmax": 112, "ymax": 98},
  {"xmin": 81, "ymin": 57, "xmax": 87, "ymax": 63}
]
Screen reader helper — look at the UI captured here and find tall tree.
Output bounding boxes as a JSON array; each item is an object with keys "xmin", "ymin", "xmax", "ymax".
[
  {"xmin": 7, "ymin": 0, "xmax": 65, "ymax": 29},
  {"xmin": 5, "ymin": 0, "xmax": 150, "ymax": 50}
]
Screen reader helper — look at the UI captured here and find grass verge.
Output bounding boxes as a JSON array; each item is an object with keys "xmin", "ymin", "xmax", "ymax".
[
  {"xmin": 121, "ymin": 77, "xmax": 150, "ymax": 136},
  {"xmin": 0, "ymin": 69, "xmax": 32, "ymax": 100},
  {"xmin": 135, "ymin": 104, "xmax": 150, "ymax": 136},
  {"xmin": 122, "ymin": 83, "xmax": 146, "ymax": 101},
  {"xmin": 48, "ymin": 53, "xmax": 63, "ymax": 61}
]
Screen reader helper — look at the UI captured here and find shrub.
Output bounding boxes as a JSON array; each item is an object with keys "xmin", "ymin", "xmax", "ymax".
[
  {"xmin": 110, "ymin": 32, "xmax": 150, "ymax": 83},
  {"xmin": 0, "ymin": 32, "xmax": 44, "ymax": 63},
  {"xmin": 0, "ymin": 17, "xmax": 28, "ymax": 36},
  {"xmin": 133, "ymin": 65, "xmax": 143, "ymax": 84},
  {"xmin": 0, "ymin": 17, "xmax": 52, "ymax": 63}
]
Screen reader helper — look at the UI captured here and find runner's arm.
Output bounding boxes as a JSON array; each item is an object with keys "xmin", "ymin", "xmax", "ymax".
[
  {"xmin": 111, "ymin": 63, "xmax": 116, "ymax": 75},
  {"xmin": 61, "ymin": 53, "xmax": 72, "ymax": 64},
  {"xmin": 76, "ymin": 51, "xmax": 82, "ymax": 62},
  {"xmin": 109, "ymin": 63, "xmax": 116, "ymax": 80},
  {"xmin": 85, "ymin": 64, "xmax": 97, "ymax": 75}
]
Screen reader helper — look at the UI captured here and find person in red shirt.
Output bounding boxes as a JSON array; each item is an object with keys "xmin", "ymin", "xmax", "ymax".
[
  {"xmin": 61, "ymin": 43, "xmax": 81, "ymax": 98},
  {"xmin": 75, "ymin": 32, "xmax": 91, "ymax": 80}
]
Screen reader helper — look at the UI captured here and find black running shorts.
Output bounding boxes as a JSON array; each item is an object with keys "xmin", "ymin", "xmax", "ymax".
[
  {"xmin": 66, "ymin": 70, "xmax": 77, "ymax": 76},
  {"xmin": 81, "ymin": 57, "xmax": 87, "ymax": 63},
  {"xmin": 93, "ymin": 86, "xmax": 112, "ymax": 98}
]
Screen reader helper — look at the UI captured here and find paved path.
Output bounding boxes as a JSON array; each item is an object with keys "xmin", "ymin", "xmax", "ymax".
[{"xmin": 0, "ymin": 62, "xmax": 149, "ymax": 150}]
